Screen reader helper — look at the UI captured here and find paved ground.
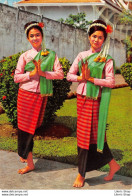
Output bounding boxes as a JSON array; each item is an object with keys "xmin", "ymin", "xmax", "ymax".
[
  {"xmin": 0, "ymin": 150, "xmax": 132, "ymax": 190},
  {"xmin": 0, "ymin": 75, "xmax": 131, "ymax": 194},
  {"xmin": 114, "ymin": 74, "xmax": 128, "ymax": 86}
]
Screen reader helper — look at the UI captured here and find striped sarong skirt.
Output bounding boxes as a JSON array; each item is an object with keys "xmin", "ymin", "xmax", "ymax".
[
  {"xmin": 77, "ymin": 95, "xmax": 112, "ymax": 177},
  {"xmin": 77, "ymin": 94, "xmax": 106, "ymax": 150},
  {"xmin": 17, "ymin": 88, "xmax": 48, "ymax": 135}
]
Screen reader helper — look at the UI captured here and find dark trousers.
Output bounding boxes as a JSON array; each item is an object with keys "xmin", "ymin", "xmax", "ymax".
[
  {"xmin": 78, "ymin": 142, "xmax": 113, "ymax": 177},
  {"xmin": 18, "ymin": 129, "xmax": 34, "ymax": 159}
]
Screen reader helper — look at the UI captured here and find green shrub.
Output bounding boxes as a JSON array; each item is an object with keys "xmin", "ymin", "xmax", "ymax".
[
  {"xmin": 120, "ymin": 63, "xmax": 132, "ymax": 89},
  {"xmin": 43, "ymin": 57, "xmax": 72, "ymax": 126},
  {"xmin": 0, "ymin": 52, "xmax": 72, "ymax": 128},
  {"xmin": 0, "ymin": 54, "xmax": 21, "ymax": 126},
  {"xmin": 59, "ymin": 57, "xmax": 71, "ymax": 78}
]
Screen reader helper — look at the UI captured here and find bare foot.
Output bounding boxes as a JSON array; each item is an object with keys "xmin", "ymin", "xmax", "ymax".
[
  {"xmin": 18, "ymin": 165, "xmax": 35, "ymax": 174},
  {"xmin": 104, "ymin": 160, "xmax": 120, "ymax": 181},
  {"xmin": 20, "ymin": 157, "xmax": 27, "ymax": 163},
  {"xmin": 73, "ymin": 173, "xmax": 85, "ymax": 188}
]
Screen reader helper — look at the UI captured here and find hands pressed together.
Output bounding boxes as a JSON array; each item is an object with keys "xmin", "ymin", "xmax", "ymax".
[
  {"xmin": 77, "ymin": 60, "xmax": 94, "ymax": 83},
  {"xmin": 29, "ymin": 59, "xmax": 46, "ymax": 78}
]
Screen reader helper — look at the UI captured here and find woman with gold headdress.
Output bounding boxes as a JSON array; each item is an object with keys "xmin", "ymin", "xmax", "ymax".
[
  {"xmin": 14, "ymin": 21, "xmax": 64, "ymax": 174},
  {"xmin": 67, "ymin": 20, "xmax": 120, "ymax": 188}
]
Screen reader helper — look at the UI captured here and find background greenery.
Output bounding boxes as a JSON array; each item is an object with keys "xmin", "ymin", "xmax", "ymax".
[
  {"xmin": 119, "ymin": 10, "xmax": 132, "ymax": 63},
  {"xmin": 120, "ymin": 63, "xmax": 132, "ymax": 89},
  {"xmin": 58, "ymin": 12, "xmax": 92, "ymax": 30},
  {"xmin": 0, "ymin": 53, "xmax": 71, "ymax": 128},
  {"xmin": 0, "ymin": 87, "xmax": 132, "ymax": 177}
]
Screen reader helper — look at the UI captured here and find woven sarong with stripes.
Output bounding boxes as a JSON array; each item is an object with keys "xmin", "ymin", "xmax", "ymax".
[
  {"xmin": 17, "ymin": 88, "xmax": 47, "ymax": 135},
  {"xmin": 77, "ymin": 94, "xmax": 102, "ymax": 150}
]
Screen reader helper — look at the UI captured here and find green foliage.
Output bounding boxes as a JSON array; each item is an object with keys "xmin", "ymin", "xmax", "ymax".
[
  {"xmin": 119, "ymin": 10, "xmax": 132, "ymax": 62},
  {"xmin": 120, "ymin": 10, "xmax": 132, "ymax": 25},
  {"xmin": 123, "ymin": 36, "xmax": 132, "ymax": 53},
  {"xmin": 120, "ymin": 63, "xmax": 132, "ymax": 89},
  {"xmin": 59, "ymin": 57, "xmax": 71, "ymax": 78},
  {"xmin": 0, "ymin": 53, "xmax": 21, "ymax": 126},
  {"xmin": 42, "ymin": 57, "xmax": 71, "ymax": 126},
  {"xmin": 123, "ymin": 36, "xmax": 132, "ymax": 62},
  {"xmin": 43, "ymin": 79, "xmax": 71, "ymax": 126},
  {"xmin": 0, "ymin": 52, "xmax": 71, "ymax": 128},
  {"xmin": 58, "ymin": 12, "xmax": 92, "ymax": 30}
]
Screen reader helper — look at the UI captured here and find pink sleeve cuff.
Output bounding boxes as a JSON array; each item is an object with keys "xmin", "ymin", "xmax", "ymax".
[
  {"xmin": 44, "ymin": 54, "xmax": 64, "ymax": 80},
  {"xmin": 94, "ymin": 59, "xmax": 115, "ymax": 88},
  {"xmin": 14, "ymin": 72, "xmax": 30, "ymax": 83}
]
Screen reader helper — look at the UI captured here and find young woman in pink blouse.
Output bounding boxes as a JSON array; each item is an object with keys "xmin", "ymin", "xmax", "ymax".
[
  {"xmin": 67, "ymin": 20, "xmax": 120, "ymax": 188},
  {"xmin": 14, "ymin": 21, "xmax": 64, "ymax": 174}
]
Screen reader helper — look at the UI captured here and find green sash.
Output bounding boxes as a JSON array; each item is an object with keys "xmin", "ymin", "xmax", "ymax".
[
  {"xmin": 78, "ymin": 53, "xmax": 115, "ymax": 152},
  {"xmin": 25, "ymin": 49, "xmax": 56, "ymax": 96}
]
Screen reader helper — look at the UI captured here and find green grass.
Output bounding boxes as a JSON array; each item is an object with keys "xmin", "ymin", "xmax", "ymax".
[
  {"xmin": 55, "ymin": 98, "xmax": 77, "ymax": 133},
  {"xmin": 0, "ymin": 136, "xmax": 78, "ymax": 164},
  {"xmin": 55, "ymin": 87, "xmax": 132, "ymax": 176},
  {"xmin": 0, "ymin": 87, "xmax": 132, "ymax": 177},
  {"xmin": 0, "ymin": 113, "xmax": 9, "ymax": 124},
  {"xmin": 56, "ymin": 98, "xmax": 77, "ymax": 117},
  {"xmin": 108, "ymin": 88, "xmax": 132, "ymax": 154},
  {"xmin": 103, "ymin": 87, "xmax": 132, "ymax": 176}
]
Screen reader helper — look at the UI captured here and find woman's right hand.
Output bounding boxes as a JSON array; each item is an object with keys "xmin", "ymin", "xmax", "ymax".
[
  {"xmin": 29, "ymin": 60, "xmax": 38, "ymax": 77},
  {"xmin": 77, "ymin": 75, "xmax": 84, "ymax": 82},
  {"xmin": 77, "ymin": 60, "xmax": 88, "ymax": 82},
  {"xmin": 81, "ymin": 60, "xmax": 85, "ymax": 80}
]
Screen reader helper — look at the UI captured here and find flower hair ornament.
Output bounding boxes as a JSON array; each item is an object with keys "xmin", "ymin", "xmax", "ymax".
[
  {"xmin": 88, "ymin": 23, "xmax": 113, "ymax": 62},
  {"xmin": 25, "ymin": 22, "xmax": 49, "ymax": 56}
]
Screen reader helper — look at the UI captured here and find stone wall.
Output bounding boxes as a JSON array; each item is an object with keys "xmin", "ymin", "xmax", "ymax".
[
  {"xmin": 0, "ymin": 3, "xmax": 126, "ymax": 67},
  {"xmin": 0, "ymin": 3, "xmax": 89, "ymax": 63}
]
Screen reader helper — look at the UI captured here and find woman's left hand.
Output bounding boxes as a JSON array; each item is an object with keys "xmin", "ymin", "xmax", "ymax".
[
  {"xmin": 85, "ymin": 67, "xmax": 91, "ymax": 80},
  {"xmin": 30, "ymin": 59, "xmax": 38, "ymax": 78},
  {"xmin": 37, "ymin": 59, "xmax": 46, "ymax": 77},
  {"xmin": 88, "ymin": 77, "xmax": 94, "ymax": 83},
  {"xmin": 85, "ymin": 66, "xmax": 94, "ymax": 83}
]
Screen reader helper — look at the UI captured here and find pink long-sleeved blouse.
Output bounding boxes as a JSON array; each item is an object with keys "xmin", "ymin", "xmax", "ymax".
[
  {"xmin": 67, "ymin": 48, "xmax": 115, "ymax": 97},
  {"xmin": 14, "ymin": 47, "xmax": 64, "ymax": 93}
]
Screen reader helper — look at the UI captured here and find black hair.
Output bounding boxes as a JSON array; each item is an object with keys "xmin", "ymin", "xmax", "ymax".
[
  {"xmin": 24, "ymin": 21, "xmax": 43, "ymax": 38},
  {"xmin": 88, "ymin": 20, "xmax": 107, "ymax": 40}
]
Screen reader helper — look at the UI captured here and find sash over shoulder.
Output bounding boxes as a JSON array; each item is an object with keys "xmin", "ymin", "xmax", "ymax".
[
  {"xmin": 78, "ymin": 52, "xmax": 115, "ymax": 152},
  {"xmin": 24, "ymin": 49, "xmax": 56, "ymax": 97}
]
